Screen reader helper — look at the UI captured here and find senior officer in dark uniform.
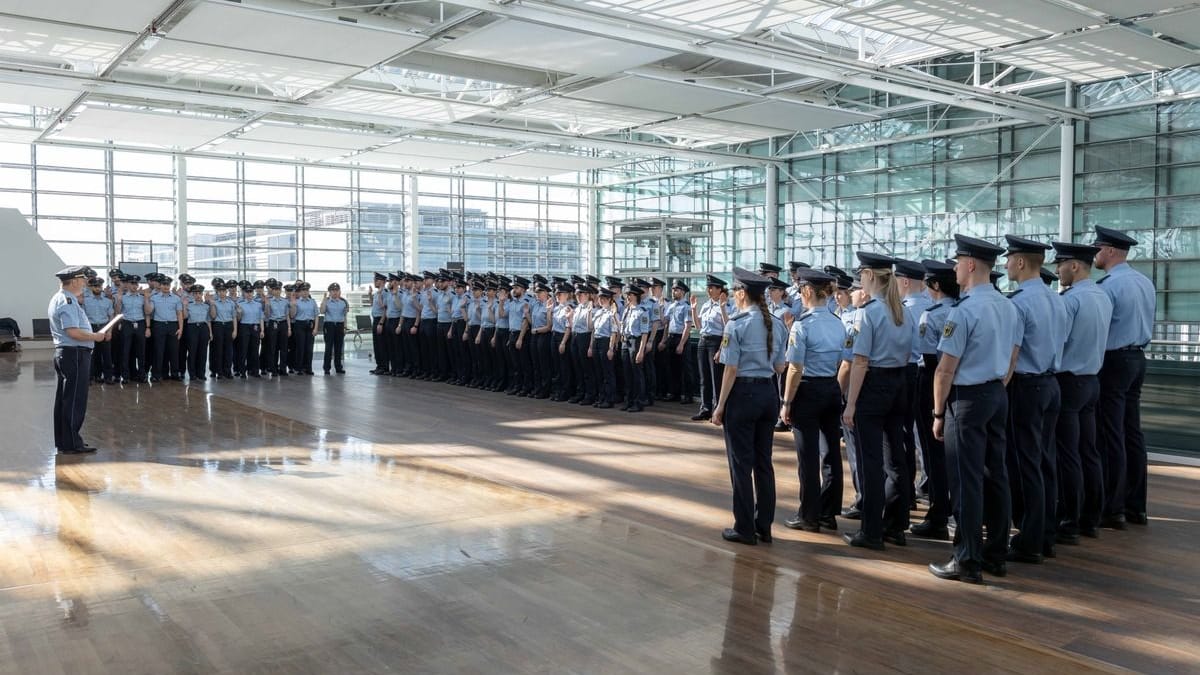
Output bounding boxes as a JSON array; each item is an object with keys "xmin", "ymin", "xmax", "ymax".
[
  {"xmin": 712, "ymin": 267, "xmax": 788, "ymax": 545},
  {"xmin": 1051, "ymin": 241, "xmax": 1112, "ymax": 544},
  {"xmin": 929, "ymin": 235, "xmax": 1020, "ymax": 584},
  {"xmin": 1093, "ymin": 226, "xmax": 1156, "ymax": 528},
  {"xmin": 49, "ymin": 266, "xmax": 111, "ymax": 454},
  {"xmin": 1002, "ymin": 235, "xmax": 1066, "ymax": 565}
]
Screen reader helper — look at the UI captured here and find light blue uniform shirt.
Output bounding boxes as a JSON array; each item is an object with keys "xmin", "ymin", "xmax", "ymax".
[
  {"xmin": 1098, "ymin": 262, "xmax": 1155, "ymax": 350},
  {"xmin": 266, "ymin": 296, "xmax": 291, "ymax": 322},
  {"xmin": 371, "ymin": 287, "xmax": 386, "ymax": 318},
  {"xmin": 1060, "ymin": 280, "xmax": 1113, "ymax": 376},
  {"xmin": 419, "ymin": 287, "xmax": 438, "ymax": 320},
  {"xmin": 150, "ymin": 291, "xmax": 183, "ymax": 322},
  {"xmin": 592, "ymin": 306, "xmax": 617, "ymax": 339},
  {"xmin": 400, "ymin": 289, "xmax": 419, "ymax": 319},
  {"xmin": 572, "ymin": 302, "xmax": 592, "ymax": 333},
  {"xmin": 382, "ymin": 289, "xmax": 402, "ymax": 319},
  {"xmin": 903, "ymin": 291, "xmax": 932, "ymax": 364},
  {"xmin": 186, "ymin": 298, "xmax": 211, "ymax": 324},
  {"xmin": 850, "ymin": 297, "xmax": 913, "ymax": 368},
  {"xmin": 719, "ymin": 307, "xmax": 787, "ymax": 378},
  {"xmin": 552, "ymin": 303, "xmax": 572, "ymax": 333},
  {"xmin": 768, "ymin": 300, "xmax": 794, "ymax": 323},
  {"xmin": 1009, "ymin": 278, "xmax": 1062, "ymax": 374},
  {"xmin": 437, "ymin": 289, "xmax": 454, "ymax": 323},
  {"xmin": 697, "ymin": 298, "xmax": 726, "ymax": 336},
  {"xmin": 937, "ymin": 285, "xmax": 1020, "ymax": 386},
  {"xmin": 82, "ymin": 293, "xmax": 113, "ymax": 325},
  {"xmin": 840, "ymin": 307, "xmax": 858, "ymax": 362},
  {"xmin": 293, "ymin": 297, "xmax": 317, "ymax": 321},
  {"xmin": 49, "ymin": 290, "xmax": 91, "ymax": 348},
  {"xmin": 237, "ymin": 297, "xmax": 264, "ymax": 324},
  {"xmin": 530, "ymin": 299, "xmax": 549, "ymax": 330},
  {"xmin": 213, "ymin": 297, "xmax": 237, "ymax": 322},
  {"xmin": 323, "ymin": 298, "xmax": 348, "ymax": 323},
  {"xmin": 120, "ymin": 291, "xmax": 146, "ymax": 322},
  {"xmin": 666, "ymin": 299, "xmax": 691, "ymax": 334},
  {"xmin": 918, "ymin": 301, "xmax": 952, "ymax": 356},
  {"xmin": 507, "ymin": 295, "xmax": 530, "ymax": 331},
  {"xmin": 480, "ymin": 297, "xmax": 496, "ymax": 329},
  {"xmin": 785, "ymin": 306, "xmax": 843, "ymax": 377},
  {"xmin": 621, "ymin": 304, "xmax": 649, "ymax": 338},
  {"xmin": 467, "ymin": 294, "xmax": 483, "ymax": 326},
  {"xmin": 1048, "ymin": 290, "xmax": 1067, "ymax": 372}
]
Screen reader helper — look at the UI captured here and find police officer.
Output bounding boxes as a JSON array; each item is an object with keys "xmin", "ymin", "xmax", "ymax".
[
  {"xmin": 262, "ymin": 280, "xmax": 291, "ymax": 376},
  {"xmin": 491, "ymin": 283, "xmax": 512, "ymax": 391},
  {"xmin": 114, "ymin": 274, "xmax": 149, "ymax": 383},
  {"xmin": 551, "ymin": 283, "xmax": 575, "ymax": 401},
  {"xmin": 1093, "ymin": 225, "xmax": 1156, "ymax": 528},
  {"xmin": 507, "ymin": 277, "xmax": 534, "ymax": 395},
  {"xmin": 590, "ymin": 287, "xmax": 620, "ymax": 409},
  {"xmin": 83, "ymin": 276, "xmax": 115, "ymax": 384},
  {"xmin": 466, "ymin": 280, "xmax": 486, "ymax": 387},
  {"xmin": 841, "ymin": 253, "xmax": 913, "ymax": 550},
  {"xmin": 713, "ymin": 267, "xmax": 787, "ymax": 545},
  {"xmin": 149, "ymin": 276, "xmax": 185, "ymax": 382},
  {"xmin": 184, "ymin": 284, "xmax": 212, "ymax": 381},
  {"xmin": 477, "ymin": 281, "xmax": 499, "ymax": 389},
  {"xmin": 528, "ymin": 283, "xmax": 554, "ymax": 398},
  {"xmin": 569, "ymin": 285, "xmax": 595, "ymax": 404},
  {"xmin": 398, "ymin": 274, "xmax": 421, "ymax": 377},
  {"xmin": 839, "ymin": 276, "xmax": 867, "ymax": 520},
  {"xmin": 49, "ymin": 266, "xmax": 111, "ymax": 454},
  {"xmin": 692, "ymin": 275, "xmax": 729, "ymax": 421},
  {"xmin": 290, "ymin": 282, "xmax": 317, "ymax": 375},
  {"xmin": 368, "ymin": 272, "xmax": 388, "ymax": 374},
  {"xmin": 621, "ymin": 285, "xmax": 650, "ymax": 413},
  {"xmin": 1002, "ymin": 235, "xmax": 1066, "ymax": 564},
  {"xmin": 321, "ymin": 283, "xmax": 349, "ymax": 375},
  {"xmin": 663, "ymin": 280, "xmax": 695, "ymax": 405},
  {"xmin": 768, "ymin": 277, "xmax": 796, "ymax": 431},
  {"xmin": 415, "ymin": 272, "xmax": 438, "ymax": 379},
  {"xmin": 175, "ymin": 273, "xmax": 196, "ymax": 377},
  {"xmin": 210, "ymin": 281, "xmax": 238, "ymax": 379},
  {"xmin": 435, "ymin": 274, "xmax": 455, "ymax": 381},
  {"xmin": 235, "ymin": 282, "xmax": 265, "ymax": 378},
  {"xmin": 1051, "ymin": 241, "xmax": 1112, "ymax": 544},
  {"xmin": 894, "ymin": 259, "xmax": 929, "ymax": 506},
  {"xmin": 780, "ymin": 268, "xmax": 844, "ymax": 532},
  {"xmin": 929, "ymin": 235, "xmax": 1020, "ymax": 583},
  {"xmin": 910, "ymin": 260, "xmax": 959, "ymax": 541}
]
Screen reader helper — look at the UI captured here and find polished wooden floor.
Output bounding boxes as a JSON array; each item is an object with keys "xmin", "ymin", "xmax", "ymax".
[{"xmin": 0, "ymin": 351, "xmax": 1196, "ymax": 674}]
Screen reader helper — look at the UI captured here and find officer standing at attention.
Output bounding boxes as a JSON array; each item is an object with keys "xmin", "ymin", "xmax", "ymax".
[
  {"xmin": 838, "ymin": 276, "xmax": 867, "ymax": 521},
  {"xmin": 552, "ymin": 283, "xmax": 575, "ymax": 401},
  {"xmin": 569, "ymin": 285, "xmax": 595, "ymax": 404},
  {"xmin": 321, "ymin": 283, "xmax": 349, "ymax": 375},
  {"xmin": 507, "ymin": 277, "xmax": 534, "ymax": 395},
  {"xmin": 184, "ymin": 284, "xmax": 213, "ymax": 381},
  {"xmin": 910, "ymin": 260, "xmax": 959, "ymax": 541},
  {"xmin": 149, "ymin": 276, "xmax": 185, "ymax": 382},
  {"xmin": 83, "ymin": 277, "xmax": 116, "ymax": 384},
  {"xmin": 780, "ymin": 268, "xmax": 844, "ymax": 533},
  {"xmin": 49, "ymin": 266, "xmax": 111, "ymax": 454},
  {"xmin": 114, "ymin": 274, "xmax": 148, "ymax": 383},
  {"xmin": 262, "ymin": 280, "xmax": 292, "ymax": 377},
  {"xmin": 1093, "ymin": 225, "xmax": 1156, "ymax": 528},
  {"xmin": 1051, "ymin": 242, "xmax": 1112, "ymax": 544},
  {"xmin": 527, "ymin": 283, "xmax": 553, "ymax": 398},
  {"xmin": 235, "ymin": 282, "xmax": 265, "ymax": 378},
  {"xmin": 620, "ymin": 285, "xmax": 650, "ymax": 413},
  {"xmin": 691, "ymin": 275, "xmax": 729, "ymax": 421},
  {"xmin": 894, "ymin": 259, "xmax": 930, "ymax": 506},
  {"xmin": 175, "ymin": 273, "xmax": 195, "ymax": 378},
  {"xmin": 929, "ymin": 235, "xmax": 1020, "ymax": 584},
  {"xmin": 589, "ymin": 287, "xmax": 620, "ymax": 409},
  {"xmin": 1002, "ymin": 235, "xmax": 1066, "ymax": 565},
  {"xmin": 663, "ymin": 280, "xmax": 695, "ymax": 405},
  {"xmin": 712, "ymin": 267, "xmax": 787, "ymax": 545},
  {"xmin": 841, "ymin": 253, "xmax": 913, "ymax": 551},
  {"xmin": 368, "ymin": 272, "xmax": 387, "ymax": 374},
  {"xmin": 210, "ymin": 281, "xmax": 238, "ymax": 379},
  {"xmin": 291, "ymin": 282, "xmax": 318, "ymax": 375}
]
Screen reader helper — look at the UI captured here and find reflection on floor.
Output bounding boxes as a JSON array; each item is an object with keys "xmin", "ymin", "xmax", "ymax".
[{"xmin": 0, "ymin": 350, "xmax": 1196, "ymax": 673}]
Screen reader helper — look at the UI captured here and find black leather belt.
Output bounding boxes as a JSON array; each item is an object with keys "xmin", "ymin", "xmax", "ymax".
[
  {"xmin": 1013, "ymin": 371, "xmax": 1053, "ymax": 379},
  {"xmin": 152, "ymin": 320, "xmax": 173, "ymax": 325},
  {"xmin": 736, "ymin": 376, "xmax": 773, "ymax": 384},
  {"xmin": 1110, "ymin": 345, "xmax": 1145, "ymax": 352},
  {"xmin": 803, "ymin": 376, "xmax": 837, "ymax": 382},
  {"xmin": 213, "ymin": 321, "xmax": 232, "ymax": 325},
  {"xmin": 324, "ymin": 321, "xmax": 344, "ymax": 326}
]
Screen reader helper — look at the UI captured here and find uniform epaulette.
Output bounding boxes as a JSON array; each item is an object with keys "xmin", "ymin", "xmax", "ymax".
[
  {"xmin": 927, "ymin": 302, "xmax": 942, "ymax": 311},
  {"xmin": 951, "ymin": 296, "xmax": 968, "ymax": 307},
  {"xmin": 1007, "ymin": 289, "xmax": 1024, "ymax": 299},
  {"xmin": 860, "ymin": 298, "xmax": 876, "ymax": 307},
  {"xmin": 1061, "ymin": 285, "xmax": 1074, "ymax": 294},
  {"xmin": 1097, "ymin": 275, "xmax": 1109, "ymax": 284},
  {"xmin": 731, "ymin": 312, "xmax": 750, "ymax": 321},
  {"xmin": 799, "ymin": 309, "xmax": 814, "ymax": 320}
]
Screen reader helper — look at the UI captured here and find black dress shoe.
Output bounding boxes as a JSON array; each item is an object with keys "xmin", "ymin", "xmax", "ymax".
[
  {"xmin": 627, "ymin": 405, "xmax": 643, "ymax": 413},
  {"xmin": 981, "ymin": 560, "xmax": 1007, "ymax": 577},
  {"xmin": 1080, "ymin": 526, "xmax": 1099, "ymax": 538},
  {"xmin": 929, "ymin": 559, "xmax": 982, "ymax": 584},
  {"xmin": 818, "ymin": 516, "xmax": 838, "ymax": 531},
  {"xmin": 910, "ymin": 520, "xmax": 950, "ymax": 540},
  {"xmin": 774, "ymin": 422, "xmax": 790, "ymax": 432},
  {"xmin": 784, "ymin": 515, "xmax": 820, "ymax": 532},
  {"xmin": 1043, "ymin": 544, "xmax": 1057, "ymax": 559},
  {"xmin": 691, "ymin": 410, "xmax": 711, "ymax": 421},
  {"xmin": 680, "ymin": 397, "xmax": 694, "ymax": 405},
  {"xmin": 883, "ymin": 530, "xmax": 907, "ymax": 546},
  {"xmin": 1125, "ymin": 511, "xmax": 1148, "ymax": 525},
  {"xmin": 841, "ymin": 506, "xmax": 862, "ymax": 520},
  {"xmin": 842, "ymin": 531, "xmax": 884, "ymax": 550},
  {"xmin": 756, "ymin": 529, "xmax": 772, "ymax": 543},
  {"xmin": 1006, "ymin": 549, "xmax": 1044, "ymax": 564},
  {"xmin": 722, "ymin": 528, "xmax": 757, "ymax": 545},
  {"xmin": 1100, "ymin": 514, "xmax": 1126, "ymax": 530},
  {"xmin": 596, "ymin": 402, "xmax": 613, "ymax": 409}
]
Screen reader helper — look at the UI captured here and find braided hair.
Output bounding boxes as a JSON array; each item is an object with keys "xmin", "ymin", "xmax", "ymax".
[{"xmin": 747, "ymin": 285, "xmax": 774, "ymax": 360}]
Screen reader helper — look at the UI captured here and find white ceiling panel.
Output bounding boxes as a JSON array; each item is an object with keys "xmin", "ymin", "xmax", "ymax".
[
  {"xmin": 0, "ymin": 83, "xmax": 82, "ymax": 109},
  {"xmin": 315, "ymin": 89, "xmax": 488, "ymax": 123},
  {"xmin": 706, "ymin": 100, "xmax": 875, "ymax": 131},
  {"xmin": 0, "ymin": 16, "xmax": 133, "ymax": 68},
  {"xmin": 990, "ymin": 25, "xmax": 1200, "ymax": 82},
  {"xmin": 490, "ymin": 152, "xmax": 620, "ymax": 171},
  {"xmin": 166, "ymin": 1, "xmax": 425, "ymax": 67},
  {"xmin": 566, "ymin": 76, "xmax": 757, "ymax": 115},
  {"xmin": 381, "ymin": 139, "xmax": 508, "ymax": 161},
  {"xmin": 573, "ymin": 0, "xmax": 835, "ymax": 37},
  {"xmin": 208, "ymin": 138, "xmax": 351, "ymax": 161},
  {"xmin": 463, "ymin": 163, "xmax": 571, "ymax": 179},
  {"xmin": 638, "ymin": 117, "xmax": 786, "ymax": 145},
  {"xmin": 437, "ymin": 20, "xmax": 676, "ymax": 77},
  {"xmin": 840, "ymin": 0, "xmax": 1100, "ymax": 51},
  {"xmin": 237, "ymin": 124, "xmax": 392, "ymax": 151},
  {"xmin": 129, "ymin": 40, "xmax": 361, "ymax": 98},
  {"xmin": 1074, "ymin": 1, "xmax": 1184, "ymax": 18},
  {"xmin": 54, "ymin": 107, "xmax": 248, "ymax": 149},
  {"xmin": 503, "ymin": 97, "xmax": 669, "ymax": 134},
  {"xmin": 1139, "ymin": 8, "xmax": 1200, "ymax": 46},
  {"xmin": 0, "ymin": 128, "xmax": 44, "ymax": 143},
  {"xmin": 0, "ymin": 0, "xmax": 167, "ymax": 33},
  {"xmin": 350, "ymin": 151, "xmax": 463, "ymax": 170}
]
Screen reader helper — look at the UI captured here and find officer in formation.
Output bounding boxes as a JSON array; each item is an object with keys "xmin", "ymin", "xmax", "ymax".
[
  {"xmin": 83, "ymin": 276, "xmax": 115, "ymax": 384},
  {"xmin": 321, "ymin": 283, "xmax": 349, "ymax": 375}
]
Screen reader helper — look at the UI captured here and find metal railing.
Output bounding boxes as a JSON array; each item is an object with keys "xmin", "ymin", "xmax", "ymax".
[{"xmin": 1149, "ymin": 322, "xmax": 1200, "ymax": 363}]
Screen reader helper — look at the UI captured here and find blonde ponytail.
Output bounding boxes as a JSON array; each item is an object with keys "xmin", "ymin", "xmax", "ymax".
[{"xmin": 877, "ymin": 270, "xmax": 904, "ymax": 326}]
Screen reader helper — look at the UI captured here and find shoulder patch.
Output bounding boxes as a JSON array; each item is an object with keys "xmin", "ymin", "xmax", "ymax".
[
  {"xmin": 919, "ymin": 324, "xmax": 927, "ymax": 337},
  {"xmin": 943, "ymin": 321, "xmax": 957, "ymax": 338},
  {"xmin": 66, "ymin": 296, "xmax": 74, "ymax": 305},
  {"xmin": 721, "ymin": 335, "xmax": 730, "ymax": 348}
]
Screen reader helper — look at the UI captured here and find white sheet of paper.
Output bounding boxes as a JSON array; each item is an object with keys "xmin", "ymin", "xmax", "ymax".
[{"xmin": 98, "ymin": 314, "xmax": 124, "ymax": 334}]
